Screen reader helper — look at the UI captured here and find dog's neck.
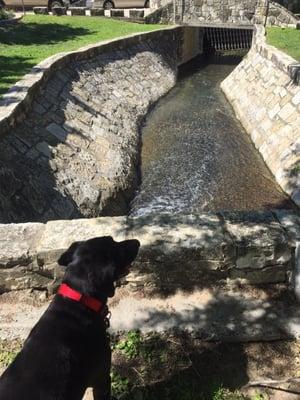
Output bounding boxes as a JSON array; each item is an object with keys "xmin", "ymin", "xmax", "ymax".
[
  {"xmin": 61, "ymin": 278, "xmax": 110, "ymax": 305},
  {"xmin": 57, "ymin": 282, "xmax": 110, "ymax": 316}
]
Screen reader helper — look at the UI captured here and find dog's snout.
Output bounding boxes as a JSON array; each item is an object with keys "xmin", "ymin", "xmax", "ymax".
[{"xmin": 118, "ymin": 239, "xmax": 140, "ymax": 264}]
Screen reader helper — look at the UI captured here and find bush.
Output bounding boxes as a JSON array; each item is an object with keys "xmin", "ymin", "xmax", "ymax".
[{"xmin": 0, "ymin": 8, "xmax": 14, "ymax": 20}]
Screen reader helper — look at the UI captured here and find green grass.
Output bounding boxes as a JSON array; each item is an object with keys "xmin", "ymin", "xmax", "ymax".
[
  {"xmin": 0, "ymin": 15, "xmax": 163, "ymax": 96},
  {"xmin": 0, "ymin": 340, "xmax": 22, "ymax": 369},
  {"xmin": 267, "ymin": 27, "xmax": 300, "ymax": 61}
]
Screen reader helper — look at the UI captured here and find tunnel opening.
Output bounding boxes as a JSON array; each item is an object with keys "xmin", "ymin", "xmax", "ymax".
[{"xmin": 203, "ymin": 26, "xmax": 254, "ymax": 54}]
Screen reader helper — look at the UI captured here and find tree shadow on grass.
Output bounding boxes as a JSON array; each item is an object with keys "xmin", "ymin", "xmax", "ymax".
[
  {"xmin": 0, "ymin": 22, "xmax": 92, "ymax": 46},
  {"xmin": 0, "ymin": 55, "xmax": 35, "ymax": 97},
  {"xmin": 0, "ymin": 22, "xmax": 93, "ymax": 96}
]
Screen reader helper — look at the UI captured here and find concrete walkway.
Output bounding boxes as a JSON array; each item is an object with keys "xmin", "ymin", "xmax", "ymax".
[{"xmin": 1, "ymin": 285, "xmax": 299, "ymax": 342}]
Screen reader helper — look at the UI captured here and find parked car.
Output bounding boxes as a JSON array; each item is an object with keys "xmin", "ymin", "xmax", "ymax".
[
  {"xmin": 95, "ymin": 0, "xmax": 149, "ymax": 8},
  {"xmin": 0, "ymin": 0, "xmax": 71, "ymax": 10}
]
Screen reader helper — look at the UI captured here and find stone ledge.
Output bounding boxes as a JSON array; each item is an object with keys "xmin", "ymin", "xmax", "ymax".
[{"xmin": 0, "ymin": 211, "xmax": 297, "ymax": 293}]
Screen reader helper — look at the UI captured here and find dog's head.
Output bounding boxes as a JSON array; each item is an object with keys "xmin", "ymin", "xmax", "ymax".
[{"xmin": 57, "ymin": 236, "xmax": 140, "ymax": 298}]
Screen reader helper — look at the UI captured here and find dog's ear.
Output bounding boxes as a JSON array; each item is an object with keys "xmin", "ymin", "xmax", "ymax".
[{"xmin": 58, "ymin": 241, "xmax": 83, "ymax": 266}]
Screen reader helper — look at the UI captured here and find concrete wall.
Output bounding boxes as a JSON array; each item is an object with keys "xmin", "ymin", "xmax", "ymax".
[
  {"xmin": 0, "ymin": 210, "xmax": 298, "ymax": 294},
  {"xmin": 0, "ymin": 27, "xmax": 202, "ymax": 224},
  {"xmin": 221, "ymin": 25, "xmax": 300, "ymax": 207},
  {"xmin": 180, "ymin": 26, "xmax": 203, "ymax": 64}
]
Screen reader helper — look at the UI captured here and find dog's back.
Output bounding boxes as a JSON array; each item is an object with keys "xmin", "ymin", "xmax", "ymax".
[
  {"xmin": 0, "ymin": 236, "xmax": 139, "ymax": 400},
  {"xmin": 0, "ymin": 296, "xmax": 110, "ymax": 400}
]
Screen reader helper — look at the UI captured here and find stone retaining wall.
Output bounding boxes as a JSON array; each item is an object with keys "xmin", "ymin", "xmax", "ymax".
[
  {"xmin": 221, "ymin": 25, "xmax": 300, "ymax": 208},
  {"xmin": 0, "ymin": 210, "xmax": 298, "ymax": 294},
  {"xmin": 264, "ymin": 1, "xmax": 299, "ymax": 26},
  {"xmin": 0, "ymin": 27, "xmax": 202, "ymax": 224},
  {"xmin": 146, "ymin": 0, "xmax": 298, "ymax": 27},
  {"xmin": 274, "ymin": 0, "xmax": 300, "ymax": 14}
]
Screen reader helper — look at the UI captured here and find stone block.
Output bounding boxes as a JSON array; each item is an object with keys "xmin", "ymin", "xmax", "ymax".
[
  {"xmin": 291, "ymin": 189, "xmax": 300, "ymax": 208},
  {"xmin": 68, "ymin": 7, "xmax": 87, "ymax": 15},
  {"xmin": 129, "ymin": 9, "xmax": 144, "ymax": 18},
  {"xmin": 0, "ymin": 266, "xmax": 51, "ymax": 292},
  {"xmin": 46, "ymin": 123, "xmax": 68, "ymax": 141},
  {"xmin": 0, "ymin": 223, "xmax": 44, "ymax": 268},
  {"xmin": 268, "ymin": 103, "xmax": 281, "ymax": 119},
  {"xmin": 90, "ymin": 8, "xmax": 104, "ymax": 16},
  {"xmin": 52, "ymin": 6, "xmax": 67, "ymax": 15},
  {"xmin": 229, "ymin": 265, "xmax": 287, "ymax": 284},
  {"xmin": 278, "ymin": 103, "xmax": 296, "ymax": 121},
  {"xmin": 37, "ymin": 217, "xmax": 128, "ymax": 264},
  {"xmin": 292, "ymin": 91, "xmax": 300, "ymax": 106},
  {"xmin": 273, "ymin": 209, "xmax": 300, "ymax": 241},
  {"xmin": 221, "ymin": 211, "xmax": 292, "ymax": 274},
  {"xmin": 33, "ymin": 6, "xmax": 49, "ymax": 14},
  {"xmin": 36, "ymin": 141, "xmax": 52, "ymax": 158},
  {"xmin": 126, "ymin": 213, "xmax": 234, "ymax": 265},
  {"xmin": 124, "ymin": 213, "xmax": 235, "ymax": 292},
  {"xmin": 111, "ymin": 9, "xmax": 124, "ymax": 17}
]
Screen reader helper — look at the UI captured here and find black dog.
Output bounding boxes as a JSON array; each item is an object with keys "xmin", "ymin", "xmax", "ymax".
[{"xmin": 0, "ymin": 236, "xmax": 140, "ymax": 400}]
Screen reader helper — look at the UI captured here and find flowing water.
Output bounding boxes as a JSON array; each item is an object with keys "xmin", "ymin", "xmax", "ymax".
[{"xmin": 129, "ymin": 54, "xmax": 292, "ymax": 217}]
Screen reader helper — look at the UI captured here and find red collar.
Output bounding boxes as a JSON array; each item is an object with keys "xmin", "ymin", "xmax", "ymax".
[{"xmin": 58, "ymin": 283, "xmax": 104, "ymax": 313}]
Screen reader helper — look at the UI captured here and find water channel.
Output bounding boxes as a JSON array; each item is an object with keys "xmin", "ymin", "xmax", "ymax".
[{"xmin": 129, "ymin": 54, "xmax": 292, "ymax": 217}]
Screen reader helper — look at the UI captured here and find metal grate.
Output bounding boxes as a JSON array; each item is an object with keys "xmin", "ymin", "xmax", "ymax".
[{"xmin": 203, "ymin": 27, "xmax": 254, "ymax": 52}]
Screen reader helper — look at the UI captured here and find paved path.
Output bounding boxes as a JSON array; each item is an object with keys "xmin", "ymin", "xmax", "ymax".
[{"xmin": 1, "ymin": 285, "xmax": 299, "ymax": 342}]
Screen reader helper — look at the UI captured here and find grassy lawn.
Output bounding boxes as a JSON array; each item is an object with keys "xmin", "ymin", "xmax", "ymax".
[
  {"xmin": 267, "ymin": 27, "xmax": 300, "ymax": 61},
  {"xmin": 0, "ymin": 15, "xmax": 163, "ymax": 97}
]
